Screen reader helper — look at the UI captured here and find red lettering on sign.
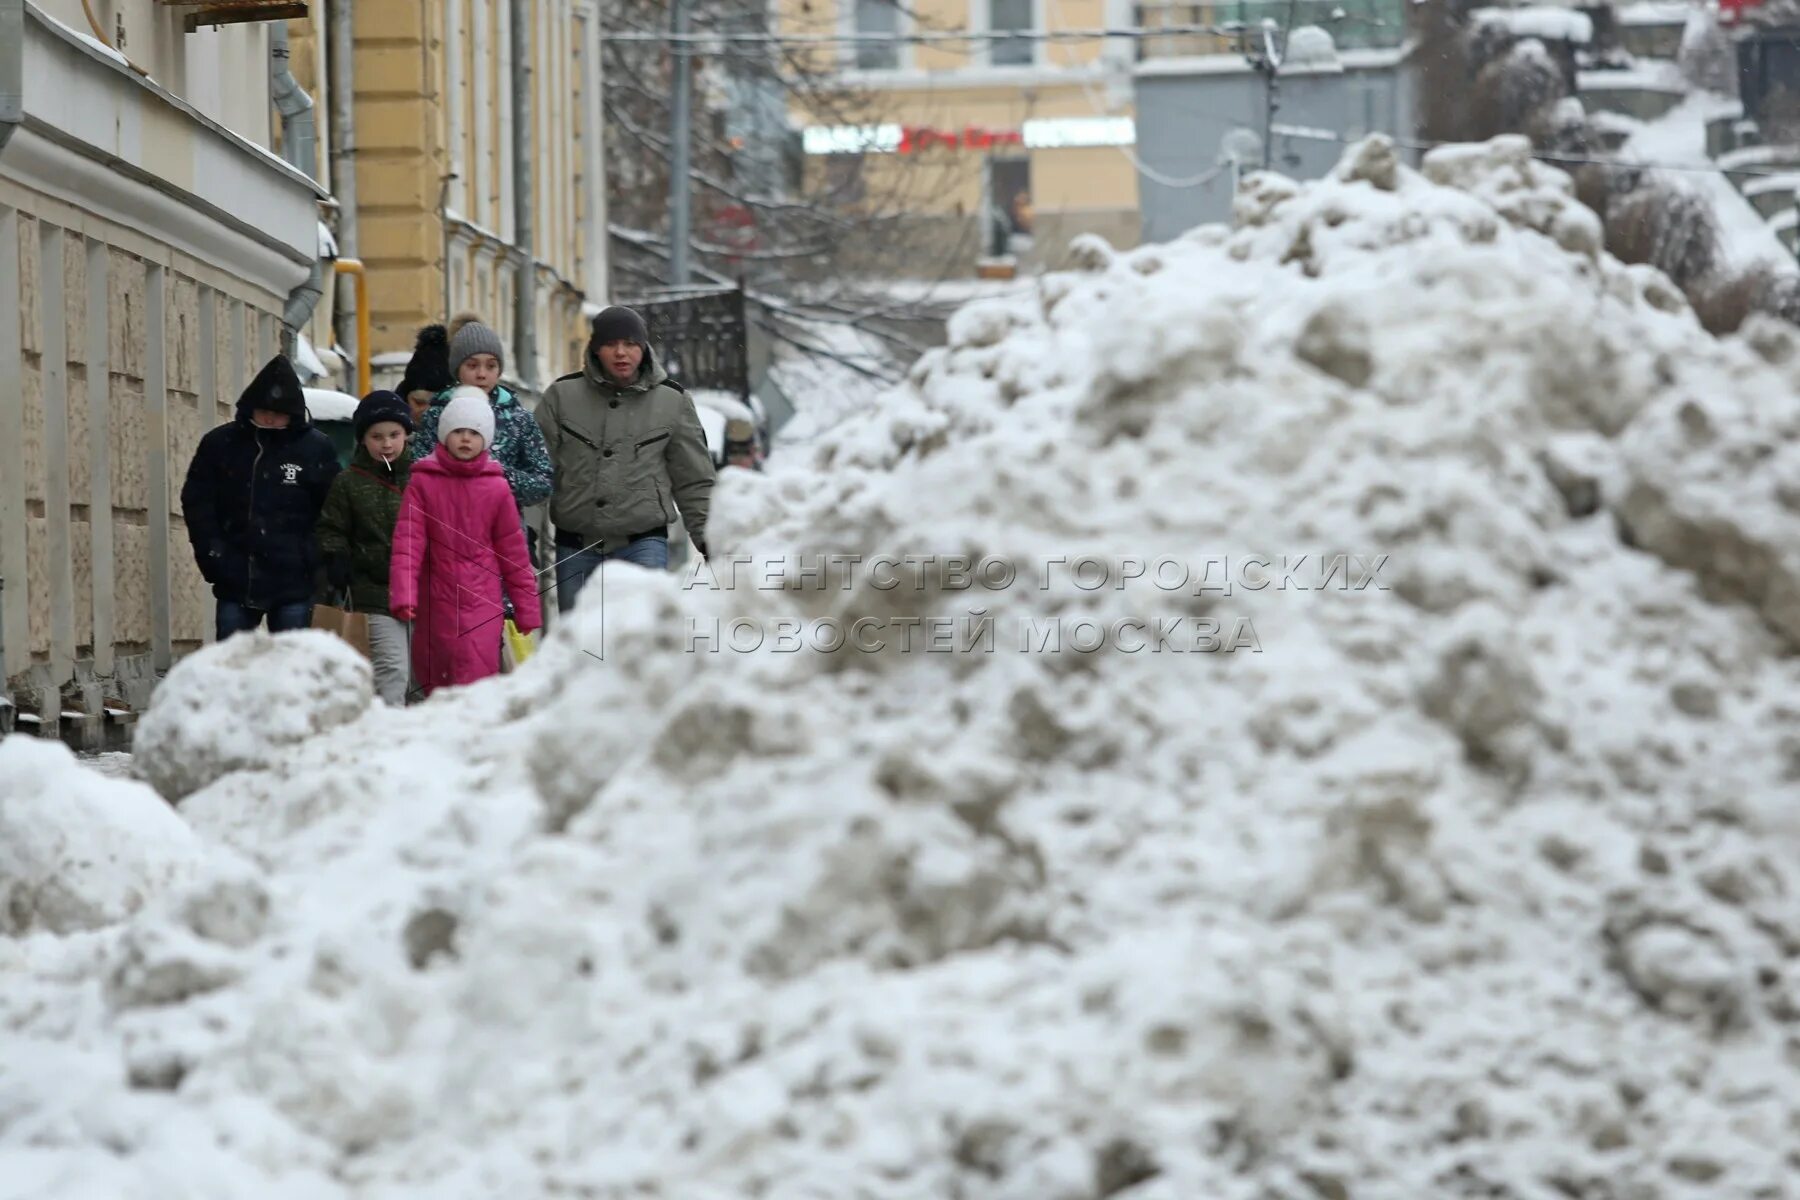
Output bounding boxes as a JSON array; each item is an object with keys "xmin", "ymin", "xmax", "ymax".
[{"xmin": 896, "ymin": 124, "xmax": 1027, "ymax": 154}]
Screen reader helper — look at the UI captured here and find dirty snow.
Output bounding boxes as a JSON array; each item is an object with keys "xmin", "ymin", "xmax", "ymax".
[
  {"xmin": 9, "ymin": 134, "xmax": 1800, "ymax": 1198},
  {"xmin": 0, "ymin": 739, "xmax": 207, "ymax": 936}
]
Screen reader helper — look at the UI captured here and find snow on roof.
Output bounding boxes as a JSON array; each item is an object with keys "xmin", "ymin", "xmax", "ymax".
[
  {"xmin": 1472, "ymin": 6, "xmax": 1594, "ymax": 44},
  {"xmin": 1577, "ymin": 62, "xmax": 1685, "ymax": 93},
  {"xmin": 689, "ymin": 388, "xmax": 757, "ymax": 427},
  {"xmin": 302, "ymin": 387, "xmax": 359, "ymax": 423},
  {"xmin": 696, "ymin": 402, "xmax": 728, "ymax": 456},
  {"xmin": 1718, "ymin": 142, "xmax": 1800, "ymax": 172},
  {"xmin": 293, "ymin": 334, "xmax": 328, "ymax": 383},
  {"xmin": 1616, "ymin": 0, "xmax": 1696, "ymax": 25},
  {"xmin": 27, "ymin": 132, "xmax": 1800, "ymax": 1200},
  {"xmin": 1741, "ymin": 171, "xmax": 1800, "ymax": 198}
]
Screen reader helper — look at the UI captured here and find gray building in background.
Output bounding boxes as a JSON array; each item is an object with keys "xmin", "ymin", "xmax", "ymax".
[{"xmin": 1135, "ymin": 36, "xmax": 1417, "ymax": 244}]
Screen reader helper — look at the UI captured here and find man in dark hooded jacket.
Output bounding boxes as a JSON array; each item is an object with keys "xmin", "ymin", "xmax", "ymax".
[{"xmin": 180, "ymin": 355, "xmax": 341, "ymax": 638}]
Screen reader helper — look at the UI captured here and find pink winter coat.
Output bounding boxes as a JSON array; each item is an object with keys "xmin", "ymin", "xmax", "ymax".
[{"xmin": 389, "ymin": 445, "xmax": 542, "ymax": 695}]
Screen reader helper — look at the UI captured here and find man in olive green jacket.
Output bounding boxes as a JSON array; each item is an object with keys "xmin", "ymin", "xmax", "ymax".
[{"xmin": 536, "ymin": 305, "xmax": 716, "ymax": 613}]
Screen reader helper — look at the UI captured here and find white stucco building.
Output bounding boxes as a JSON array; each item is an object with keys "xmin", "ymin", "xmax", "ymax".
[{"xmin": 0, "ymin": 0, "xmax": 326, "ymax": 737}]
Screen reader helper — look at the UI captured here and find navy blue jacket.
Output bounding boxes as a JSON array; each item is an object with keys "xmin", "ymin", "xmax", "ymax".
[{"xmin": 181, "ymin": 395, "xmax": 341, "ymax": 608}]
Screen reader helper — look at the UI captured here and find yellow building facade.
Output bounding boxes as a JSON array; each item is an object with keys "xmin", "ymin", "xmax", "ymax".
[
  {"xmin": 286, "ymin": 0, "xmax": 607, "ymax": 392},
  {"xmin": 785, "ymin": 0, "xmax": 1143, "ymax": 270}
]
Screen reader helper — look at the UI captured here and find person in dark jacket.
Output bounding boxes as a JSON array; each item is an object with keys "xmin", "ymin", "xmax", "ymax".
[
  {"xmin": 315, "ymin": 391, "xmax": 414, "ymax": 704},
  {"xmin": 398, "ymin": 323, "xmax": 452, "ymax": 429},
  {"xmin": 180, "ymin": 355, "xmax": 341, "ymax": 639}
]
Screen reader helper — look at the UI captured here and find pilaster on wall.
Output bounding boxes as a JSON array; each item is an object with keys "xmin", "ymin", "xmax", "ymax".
[
  {"xmin": 357, "ymin": 0, "xmax": 447, "ymax": 352},
  {"xmin": 0, "ymin": 207, "xmax": 27, "ymax": 681},
  {"xmin": 1, "ymin": 186, "xmax": 287, "ymax": 700}
]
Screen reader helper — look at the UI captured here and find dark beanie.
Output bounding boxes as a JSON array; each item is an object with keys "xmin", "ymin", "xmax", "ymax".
[
  {"xmin": 238, "ymin": 355, "xmax": 306, "ymax": 418},
  {"xmin": 590, "ymin": 306, "xmax": 650, "ymax": 348},
  {"xmin": 398, "ymin": 324, "xmax": 452, "ymax": 398},
  {"xmin": 353, "ymin": 389, "xmax": 414, "ymax": 437}
]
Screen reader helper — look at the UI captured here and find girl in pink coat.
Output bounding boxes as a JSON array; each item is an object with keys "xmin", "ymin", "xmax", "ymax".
[{"xmin": 390, "ymin": 387, "xmax": 542, "ymax": 696}]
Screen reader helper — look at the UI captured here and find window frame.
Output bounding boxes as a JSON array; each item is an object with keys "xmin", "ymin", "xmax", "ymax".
[
  {"xmin": 842, "ymin": 0, "xmax": 910, "ymax": 73},
  {"xmin": 981, "ymin": 0, "xmax": 1039, "ymax": 69}
]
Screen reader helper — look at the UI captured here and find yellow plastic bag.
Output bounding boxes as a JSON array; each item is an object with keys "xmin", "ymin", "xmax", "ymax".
[{"xmin": 503, "ymin": 618, "xmax": 536, "ymax": 670}]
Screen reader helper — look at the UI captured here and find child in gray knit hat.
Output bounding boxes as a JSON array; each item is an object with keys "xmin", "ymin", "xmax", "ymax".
[
  {"xmin": 447, "ymin": 316, "xmax": 506, "ymax": 390},
  {"xmin": 408, "ymin": 313, "xmax": 553, "ymax": 513}
]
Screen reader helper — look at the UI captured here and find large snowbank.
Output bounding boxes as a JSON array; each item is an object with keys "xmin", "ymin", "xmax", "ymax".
[
  {"xmin": 0, "ymin": 740, "xmax": 208, "ymax": 935},
  {"xmin": 7, "ymin": 135, "xmax": 1800, "ymax": 1198}
]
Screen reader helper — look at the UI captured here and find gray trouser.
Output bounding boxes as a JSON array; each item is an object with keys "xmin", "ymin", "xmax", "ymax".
[{"xmin": 366, "ymin": 613, "xmax": 413, "ymax": 706}]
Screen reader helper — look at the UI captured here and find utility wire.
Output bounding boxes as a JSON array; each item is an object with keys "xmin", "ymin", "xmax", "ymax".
[{"xmin": 598, "ymin": 23, "xmax": 1357, "ymax": 47}]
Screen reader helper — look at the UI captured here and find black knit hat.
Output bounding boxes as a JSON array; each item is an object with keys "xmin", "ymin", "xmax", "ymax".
[
  {"xmin": 353, "ymin": 389, "xmax": 414, "ymax": 438},
  {"xmin": 398, "ymin": 324, "xmax": 452, "ymax": 398},
  {"xmin": 237, "ymin": 354, "xmax": 306, "ymax": 418},
  {"xmin": 590, "ymin": 305, "xmax": 650, "ymax": 348}
]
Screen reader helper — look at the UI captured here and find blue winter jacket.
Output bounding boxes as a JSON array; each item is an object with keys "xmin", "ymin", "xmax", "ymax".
[{"xmin": 409, "ymin": 384, "xmax": 554, "ymax": 509}]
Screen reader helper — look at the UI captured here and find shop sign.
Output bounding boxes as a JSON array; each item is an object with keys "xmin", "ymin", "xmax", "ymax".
[{"xmin": 802, "ymin": 116, "xmax": 1136, "ymax": 155}]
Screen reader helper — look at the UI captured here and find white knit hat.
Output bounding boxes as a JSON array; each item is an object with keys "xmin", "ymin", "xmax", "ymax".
[{"xmin": 439, "ymin": 386, "xmax": 495, "ymax": 448}]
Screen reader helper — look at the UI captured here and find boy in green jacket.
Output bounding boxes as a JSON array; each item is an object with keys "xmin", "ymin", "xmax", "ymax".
[{"xmin": 316, "ymin": 391, "xmax": 415, "ymax": 705}]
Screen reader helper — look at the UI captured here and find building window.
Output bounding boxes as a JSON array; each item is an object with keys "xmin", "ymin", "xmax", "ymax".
[
  {"xmin": 986, "ymin": 157, "xmax": 1032, "ymax": 258},
  {"xmin": 852, "ymin": 0, "xmax": 901, "ymax": 70},
  {"xmin": 989, "ymin": 0, "xmax": 1034, "ymax": 66}
]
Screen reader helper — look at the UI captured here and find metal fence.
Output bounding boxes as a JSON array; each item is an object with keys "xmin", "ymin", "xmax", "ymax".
[
  {"xmin": 619, "ymin": 285, "xmax": 752, "ymax": 402},
  {"xmin": 1133, "ymin": 0, "xmax": 1409, "ymax": 58}
]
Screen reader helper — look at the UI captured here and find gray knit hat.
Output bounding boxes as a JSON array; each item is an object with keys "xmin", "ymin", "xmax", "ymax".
[{"xmin": 447, "ymin": 318, "xmax": 505, "ymax": 377}]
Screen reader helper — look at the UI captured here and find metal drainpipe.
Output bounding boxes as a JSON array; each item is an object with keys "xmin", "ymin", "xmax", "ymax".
[
  {"xmin": 272, "ymin": 21, "xmax": 324, "ymax": 345},
  {"xmin": 510, "ymin": 0, "xmax": 536, "ymax": 392},
  {"xmin": 0, "ymin": 0, "xmax": 22, "ymax": 159},
  {"xmin": 329, "ymin": 0, "xmax": 360, "ymax": 371},
  {"xmin": 0, "ymin": 0, "xmax": 17, "ymax": 691},
  {"xmin": 668, "ymin": 0, "xmax": 693, "ymax": 287}
]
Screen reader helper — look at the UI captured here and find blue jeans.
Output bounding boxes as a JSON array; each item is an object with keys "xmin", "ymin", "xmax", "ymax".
[
  {"xmin": 553, "ymin": 535, "xmax": 669, "ymax": 614},
  {"xmin": 217, "ymin": 599, "xmax": 313, "ymax": 640}
]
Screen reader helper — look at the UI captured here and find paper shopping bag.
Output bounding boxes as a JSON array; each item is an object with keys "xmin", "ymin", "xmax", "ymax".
[{"xmin": 311, "ymin": 604, "xmax": 371, "ymax": 659}]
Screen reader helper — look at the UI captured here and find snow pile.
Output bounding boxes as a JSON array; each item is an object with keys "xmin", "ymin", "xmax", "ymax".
[
  {"xmin": 0, "ymin": 740, "xmax": 208, "ymax": 935},
  {"xmin": 7, "ymin": 135, "xmax": 1800, "ymax": 1198},
  {"xmin": 134, "ymin": 630, "xmax": 372, "ymax": 803}
]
